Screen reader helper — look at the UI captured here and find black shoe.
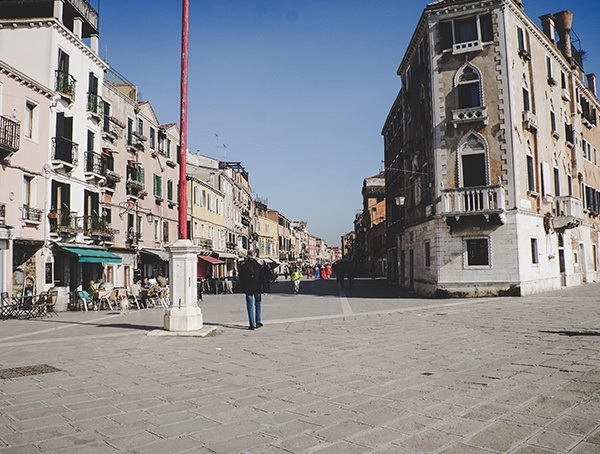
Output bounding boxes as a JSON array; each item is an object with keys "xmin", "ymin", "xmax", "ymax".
[
  {"xmin": 248, "ymin": 326, "xmax": 255, "ymax": 330},
  {"xmin": 257, "ymin": 323, "xmax": 263, "ymax": 328}
]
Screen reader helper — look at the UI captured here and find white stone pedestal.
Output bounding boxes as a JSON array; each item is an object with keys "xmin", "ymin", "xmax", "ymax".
[{"xmin": 163, "ymin": 239, "xmax": 203, "ymax": 332}]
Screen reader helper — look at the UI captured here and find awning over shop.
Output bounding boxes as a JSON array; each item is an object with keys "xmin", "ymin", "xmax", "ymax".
[
  {"xmin": 140, "ymin": 248, "xmax": 170, "ymax": 261},
  {"xmin": 59, "ymin": 246, "xmax": 122, "ymax": 264},
  {"xmin": 198, "ymin": 255, "xmax": 225, "ymax": 265}
]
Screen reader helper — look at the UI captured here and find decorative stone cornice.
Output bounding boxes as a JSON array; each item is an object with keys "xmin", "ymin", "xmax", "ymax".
[
  {"xmin": 0, "ymin": 18, "xmax": 107, "ymax": 70},
  {"xmin": 0, "ymin": 60, "xmax": 54, "ymax": 98}
]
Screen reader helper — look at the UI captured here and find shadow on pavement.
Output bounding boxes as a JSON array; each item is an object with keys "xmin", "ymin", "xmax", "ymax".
[
  {"xmin": 540, "ymin": 330, "xmax": 600, "ymax": 337},
  {"xmin": 31, "ymin": 317, "xmax": 160, "ymax": 332},
  {"xmin": 269, "ymin": 277, "xmax": 416, "ymax": 299}
]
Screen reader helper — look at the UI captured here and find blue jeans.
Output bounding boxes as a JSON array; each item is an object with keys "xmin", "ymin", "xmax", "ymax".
[{"xmin": 245, "ymin": 293, "xmax": 262, "ymax": 327}]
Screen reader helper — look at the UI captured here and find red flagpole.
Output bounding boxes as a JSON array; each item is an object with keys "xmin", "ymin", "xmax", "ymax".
[{"xmin": 178, "ymin": 0, "xmax": 189, "ymax": 239}]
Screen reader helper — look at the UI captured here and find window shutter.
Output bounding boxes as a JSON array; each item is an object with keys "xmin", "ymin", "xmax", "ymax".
[{"xmin": 439, "ymin": 21, "xmax": 453, "ymax": 50}]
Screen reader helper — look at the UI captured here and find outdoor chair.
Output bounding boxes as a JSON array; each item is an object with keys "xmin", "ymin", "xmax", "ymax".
[
  {"xmin": 0, "ymin": 292, "xmax": 18, "ymax": 319},
  {"xmin": 46, "ymin": 290, "xmax": 58, "ymax": 316},
  {"xmin": 98, "ymin": 289, "xmax": 116, "ymax": 311},
  {"xmin": 128, "ymin": 284, "xmax": 141, "ymax": 310},
  {"xmin": 30, "ymin": 292, "xmax": 49, "ymax": 317},
  {"xmin": 76, "ymin": 290, "xmax": 95, "ymax": 311}
]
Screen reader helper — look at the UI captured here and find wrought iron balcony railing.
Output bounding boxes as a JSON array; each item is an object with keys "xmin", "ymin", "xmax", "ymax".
[
  {"xmin": 87, "ymin": 93, "xmax": 103, "ymax": 116},
  {"xmin": 49, "ymin": 210, "xmax": 78, "ymax": 235},
  {"xmin": 0, "ymin": 202, "xmax": 5, "ymax": 224},
  {"xmin": 52, "ymin": 137, "xmax": 78, "ymax": 166},
  {"xmin": 81, "ymin": 215, "xmax": 118, "ymax": 240},
  {"xmin": 103, "ymin": 169, "xmax": 122, "ymax": 183},
  {"xmin": 126, "ymin": 229, "xmax": 142, "ymax": 245},
  {"xmin": 55, "ymin": 70, "xmax": 76, "ymax": 98},
  {"xmin": 193, "ymin": 238, "xmax": 213, "ymax": 250},
  {"xmin": 21, "ymin": 206, "xmax": 43, "ymax": 223},
  {"xmin": 0, "ymin": 115, "xmax": 20, "ymax": 159},
  {"xmin": 85, "ymin": 151, "xmax": 104, "ymax": 175}
]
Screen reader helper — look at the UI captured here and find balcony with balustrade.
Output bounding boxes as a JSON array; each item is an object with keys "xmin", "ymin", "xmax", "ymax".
[
  {"xmin": 55, "ymin": 70, "xmax": 76, "ymax": 100},
  {"xmin": 441, "ymin": 185, "xmax": 506, "ymax": 224},
  {"xmin": 49, "ymin": 210, "xmax": 78, "ymax": 237},
  {"xmin": 81, "ymin": 215, "xmax": 118, "ymax": 242},
  {"xmin": 193, "ymin": 238, "xmax": 213, "ymax": 251},
  {"xmin": 553, "ymin": 196, "xmax": 584, "ymax": 230},
  {"xmin": 451, "ymin": 106, "xmax": 488, "ymax": 126},
  {"xmin": 0, "ymin": 115, "xmax": 20, "ymax": 161},
  {"xmin": 87, "ymin": 93, "xmax": 103, "ymax": 120},
  {"xmin": 52, "ymin": 137, "xmax": 78, "ymax": 172},
  {"xmin": 84, "ymin": 151, "xmax": 105, "ymax": 184},
  {"xmin": 21, "ymin": 206, "xmax": 43, "ymax": 225}
]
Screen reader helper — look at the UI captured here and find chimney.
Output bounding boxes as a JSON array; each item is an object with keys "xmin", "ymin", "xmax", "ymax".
[
  {"xmin": 539, "ymin": 14, "xmax": 555, "ymax": 43},
  {"xmin": 587, "ymin": 74, "xmax": 597, "ymax": 97},
  {"xmin": 514, "ymin": 0, "xmax": 524, "ymax": 8},
  {"xmin": 554, "ymin": 10, "xmax": 573, "ymax": 60}
]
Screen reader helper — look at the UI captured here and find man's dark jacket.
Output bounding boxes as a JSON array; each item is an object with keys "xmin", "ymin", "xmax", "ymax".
[{"xmin": 238, "ymin": 258, "xmax": 270, "ymax": 295}]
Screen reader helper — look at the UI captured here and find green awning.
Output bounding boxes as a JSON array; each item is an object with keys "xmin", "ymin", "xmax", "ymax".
[{"xmin": 60, "ymin": 246, "xmax": 122, "ymax": 264}]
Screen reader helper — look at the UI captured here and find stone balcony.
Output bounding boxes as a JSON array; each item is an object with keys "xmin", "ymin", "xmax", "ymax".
[
  {"xmin": 451, "ymin": 106, "xmax": 487, "ymax": 126},
  {"xmin": 441, "ymin": 185, "xmax": 506, "ymax": 224},
  {"xmin": 553, "ymin": 196, "xmax": 584, "ymax": 230}
]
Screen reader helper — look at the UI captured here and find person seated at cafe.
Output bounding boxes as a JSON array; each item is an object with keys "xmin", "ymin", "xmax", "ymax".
[
  {"xmin": 142, "ymin": 277, "xmax": 151, "ymax": 289},
  {"xmin": 87, "ymin": 280, "xmax": 98, "ymax": 300}
]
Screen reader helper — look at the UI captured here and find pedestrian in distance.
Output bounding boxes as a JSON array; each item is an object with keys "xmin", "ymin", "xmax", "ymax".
[
  {"xmin": 290, "ymin": 267, "xmax": 302, "ymax": 294},
  {"xmin": 314, "ymin": 265, "xmax": 320, "ymax": 279},
  {"xmin": 238, "ymin": 251, "xmax": 270, "ymax": 330}
]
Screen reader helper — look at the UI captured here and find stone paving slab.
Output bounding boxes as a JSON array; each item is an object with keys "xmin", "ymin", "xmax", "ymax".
[{"xmin": 0, "ymin": 278, "xmax": 598, "ymax": 452}]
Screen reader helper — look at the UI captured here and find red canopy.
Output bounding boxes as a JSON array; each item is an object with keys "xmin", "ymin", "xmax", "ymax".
[{"xmin": 198, "ymin": 255, "xmax": 225, "ymax": 265}]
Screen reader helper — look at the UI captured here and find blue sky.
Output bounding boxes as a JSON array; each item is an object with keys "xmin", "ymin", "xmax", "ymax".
[{"xmin": 96, "ymin": 0, "xmax": 600, "ymax": 246}]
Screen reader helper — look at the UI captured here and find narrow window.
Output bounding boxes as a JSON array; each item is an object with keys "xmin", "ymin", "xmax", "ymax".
[
  {"xmin": 457, "ymin": 66, "xmax": 481, "ymax": 108},
  {"xmin": 550, "ymin": 111, "xmax": 556, "ymax": 132},
  {"xmin": 153, "ymin": 174, "xmax": 162, "ymax": 197},
  {"xmin": 163, "ymin": 221, "xmax": 169, "ymax": 243},
  {"xmin": 24, "ymin": 102, "xmax": 36, "ymax": 139},
  {"xmin": 137, "ymin": 119, "xmax": 143, "ymax": 135},
  {"xmin": 522, "ymin": 88, "xmax": 530, "ymax": 112},
  {"xmin": 167, "ymin": 180, "xmax": 174, "ymax": 201},
  {"xmin": 527, "ymin": 155, "xmax": 535, "ymax": 192},
  {"xmin": 517, "ymin": 27, "xmax": 525, "ymax": 52},
  {"xmin": 531, "ymin": 238, "xmax": 539, "ymax": 264},
  {"xmin": 466, "ymin": 238, "xmax": 489, "ymax": 266},
  {"xmin": 480, "ymin": 13, "xmax": 493, "ymax": 42},
  {"xmin": 149, "ymin": 128, "xmax": 155, "ymax": 149},
  {"xmin": 127, "ymin": 118, "xmax": 133, "ymax": 145},
  {"xmin": 425, "ymin": 241, "xmax": 431, "ymax": 267},
  {"xmin": 554, "ymin": 167, "xmax": 560, "ymax": 196}
]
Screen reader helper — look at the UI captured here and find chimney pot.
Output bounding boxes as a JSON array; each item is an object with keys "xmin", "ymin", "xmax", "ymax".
[
  {"xmin": 539, "ymin": 14, "xmax": 555, "ymax": 43},
  {"xmin": 587, "ymin": 74, "xmax": 597, "ymax": 98},
  {"xmin": 554, "ymin": 10, "xmax": 574, "ymax": 60}
]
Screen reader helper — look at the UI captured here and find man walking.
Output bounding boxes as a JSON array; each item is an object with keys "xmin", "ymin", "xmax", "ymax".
[{"xmin": 238, "ymin": 251, "xmax": 270, "ymax": 330}]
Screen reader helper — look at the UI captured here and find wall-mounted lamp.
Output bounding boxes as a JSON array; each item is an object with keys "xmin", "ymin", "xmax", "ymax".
[
  {"xmin": 395, "ymin": 196, "xmax": 405, "ymax": 206},
  {"xmin": 146, "ymin": 213, "xmax": 155, "ymax": 223}
]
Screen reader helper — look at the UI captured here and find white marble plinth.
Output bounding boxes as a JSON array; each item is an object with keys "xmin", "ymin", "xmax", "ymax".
[{"xmin": 163, "ymin": 305, "xmax": 203, "ymax": 332}]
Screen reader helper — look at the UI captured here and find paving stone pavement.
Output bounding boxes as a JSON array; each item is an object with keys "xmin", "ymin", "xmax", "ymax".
[{"xmin": 0, "ymin": 277, "xmax": 599, "ymax": 453}]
